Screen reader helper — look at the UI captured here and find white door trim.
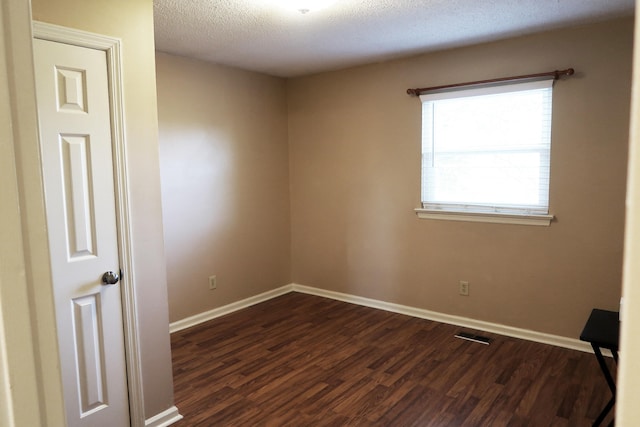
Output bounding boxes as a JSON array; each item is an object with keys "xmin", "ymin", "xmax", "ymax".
[{"xmin": 33, "ymin": 22, "xmax": 145, "ymax": 427}]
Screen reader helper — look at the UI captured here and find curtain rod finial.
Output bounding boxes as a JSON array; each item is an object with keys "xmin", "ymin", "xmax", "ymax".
[{"xmin": 555, "ymin": 68, "xmax": 575, "ymax": 79}]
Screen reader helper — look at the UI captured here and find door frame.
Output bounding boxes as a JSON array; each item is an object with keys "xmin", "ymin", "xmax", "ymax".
[{"xmin": 33, "ymin": 22, "xmax": 145, "ymax": 427}]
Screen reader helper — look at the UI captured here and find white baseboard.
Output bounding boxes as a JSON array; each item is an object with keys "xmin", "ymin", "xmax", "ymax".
[
  {"xmin": 169, "ymin": 285, "xmax": 293, "ymax": 333},
  {"xmin": 291, "ymin": 284, "xmax": 597, "ymax": 355},
  {"xmin": 145, "ymin": 406, "xmax": 183, "ymax": 427},
  {"xmin": 169, "ymin": 282, "xmax": 601, "ymax": 356}
]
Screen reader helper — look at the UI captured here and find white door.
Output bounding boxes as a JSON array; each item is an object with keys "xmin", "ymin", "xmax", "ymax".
[{"xmin": 33, "ymin": 38, "xmax": 130, "ymax": 427}]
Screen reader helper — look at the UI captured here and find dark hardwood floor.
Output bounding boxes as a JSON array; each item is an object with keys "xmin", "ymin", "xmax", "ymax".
[{"xmin": 170, "ymin": 292, "xmax": 614, "ymax": 426}]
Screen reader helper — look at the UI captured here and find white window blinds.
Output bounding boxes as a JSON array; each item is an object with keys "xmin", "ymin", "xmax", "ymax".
[{"xmin": 420, "ymin": 79, "xmax": 553, "ymax": 216}]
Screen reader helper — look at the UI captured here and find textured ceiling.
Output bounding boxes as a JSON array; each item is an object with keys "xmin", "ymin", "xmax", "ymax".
[{"xmin": 153, "ymin": 0, "xmax": 635, "ymax": 78}]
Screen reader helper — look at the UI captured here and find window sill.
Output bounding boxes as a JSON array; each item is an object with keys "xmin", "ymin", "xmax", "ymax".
[{"xmin": 414, "ymin": 209, "xmax": 554, "ymax": 226}]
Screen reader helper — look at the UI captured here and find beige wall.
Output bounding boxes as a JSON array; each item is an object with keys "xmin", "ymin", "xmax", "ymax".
[
  {"xmin": 156, "ymin": 53, "xmax": 291, "ymax": 322},
  {"xmin": 288, "ymin": 18, "xmax": 633, "ymax": 338},
  {"xmin": 1, "ymin": 0, "xmax": 52, "ymax": 424},
  {"xmin": 31, "ymin": 0, "xmax": 176, "ymax": 419}
]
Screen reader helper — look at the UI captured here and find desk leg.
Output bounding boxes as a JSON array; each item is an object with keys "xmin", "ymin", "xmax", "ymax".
[
  {"xmin": 591, "ymin": 344, "xmax": 616, "ymax": 427},
  {"xmin": 593, "ymin": 397, "xmax": 614, "ymax": 427}
]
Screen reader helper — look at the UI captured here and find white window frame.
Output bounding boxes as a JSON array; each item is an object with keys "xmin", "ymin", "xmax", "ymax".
[{"xmin": 414, "ymin": 78, "xmax": 555, "ymax": 226}]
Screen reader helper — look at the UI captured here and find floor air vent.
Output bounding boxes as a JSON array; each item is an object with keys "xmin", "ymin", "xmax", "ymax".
[{"xmin": 455, "ymin": 332, "xmax": 491, "ymax": 345}]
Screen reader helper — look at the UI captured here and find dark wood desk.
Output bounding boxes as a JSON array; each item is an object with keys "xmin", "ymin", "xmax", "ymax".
[{"xmin": 580, "ymin": 309, "xmax": 619, "ymax": 427}]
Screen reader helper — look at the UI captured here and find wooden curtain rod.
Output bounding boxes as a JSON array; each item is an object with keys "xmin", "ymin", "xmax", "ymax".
[{"xmin": 406, "ymin": 68, "xmax": 575, "ymax": 96}]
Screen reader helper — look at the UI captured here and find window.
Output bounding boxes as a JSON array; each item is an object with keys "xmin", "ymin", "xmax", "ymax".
[{"xmin": 416, "ymin": 79, "xmax": 554, "ymax": 226}]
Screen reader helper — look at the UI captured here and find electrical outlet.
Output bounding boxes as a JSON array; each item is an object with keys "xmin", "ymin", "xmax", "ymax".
[
  {"xmin": 208, "ymin": 275, "xmax": 217, "ymax": 290},
  {"xmin": 459, "ymin": 280, "xmax": 469, "ymax": 296}
]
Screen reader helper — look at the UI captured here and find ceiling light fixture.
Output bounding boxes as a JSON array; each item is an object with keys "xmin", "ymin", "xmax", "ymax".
[{"xmin": 282, "ymin": 0, "xmax": 335, "ymax": 14}]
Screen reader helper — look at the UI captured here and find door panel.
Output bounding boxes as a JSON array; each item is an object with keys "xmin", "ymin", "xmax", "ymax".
[
  {"xmin": 61, "ymin": 134, "xmax": 96, "ymax": 258},
  {"xmin": 72, "ymin": 294, "xmax": 107, "ymax": 415},
  {"xmin": 33, "ymin": 38, "xmax": 129, "ymax": 427}
]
